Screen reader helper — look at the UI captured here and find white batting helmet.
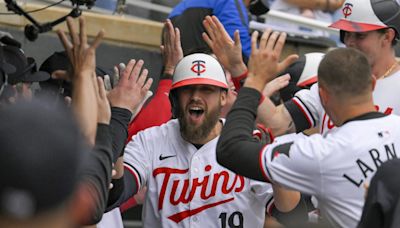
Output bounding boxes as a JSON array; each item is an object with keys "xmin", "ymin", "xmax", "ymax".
[
  {"xmin": 171, "ymin": 53, "xmax": 228, "ymax": 90},
  {"xmin": 329, "ymin": 0, "xmax": 400, "ymax": 39}
]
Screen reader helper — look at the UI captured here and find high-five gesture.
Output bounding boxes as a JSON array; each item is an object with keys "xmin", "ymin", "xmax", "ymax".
[
  {"xmin": 202, "ymin": 15, "xmax": 247, "ymax": 77},
  {"xmin": 57, "ymin": 17, "xmax": 104, "ymax": 145},
  {"xmin": 57, "ymin": 17, "xmax": 104, "ymax": 78},
  {"xmin": 245, "ymin": 29, "xmax": 298, "ymax": 92},
  {"xmin": 108, "ymin": 59, "xmax": 153, "ymax": 114},
  {"xmin": 161, "ymin": 19, "xmax": 183, "ymax": 75}
]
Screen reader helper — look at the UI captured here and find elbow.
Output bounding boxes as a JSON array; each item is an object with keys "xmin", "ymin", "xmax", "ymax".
[{"xmin": 216, "ymin": 139, "xmax": 231, "ymax": 169}]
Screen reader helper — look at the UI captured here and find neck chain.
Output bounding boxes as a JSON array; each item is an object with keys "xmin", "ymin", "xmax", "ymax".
[{"xmin": 382, "ymin": 61, "xmax": 399, "ymax": 79}]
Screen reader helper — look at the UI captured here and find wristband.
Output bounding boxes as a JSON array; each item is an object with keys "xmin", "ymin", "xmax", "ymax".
[{"xmin": 232, "ymin": 70, "xmax": 248, "ymax": 91}]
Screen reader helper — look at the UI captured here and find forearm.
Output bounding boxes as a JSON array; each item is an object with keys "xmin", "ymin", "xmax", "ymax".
[
  {"xmin": 81, "ymin": 124, "xmax": 113, "ymax": 224},
  {"xmin": 270, "ymin": 188, "xmax": 308, "ymax": 226},
  {"xmin": 110, "ymin": 107, "xmax": 132, "ymax": 161},
  {"xmin": 217, "ymin": 87, "xmax": 267, "ymax": 181},
  {"xmin": 272, "ymin": 185, "xmax": 301, "ymax": 212},
  {"xmin": 106, "ymin": 166, "xmax": 139, "ymax": 211},
  {"xmin": 284, "ymin": 0, "xmax": 344, "ymax": 11},
  {"xmin": 72, "ymin": 75, "xmax": 98, "ymax": 145}
]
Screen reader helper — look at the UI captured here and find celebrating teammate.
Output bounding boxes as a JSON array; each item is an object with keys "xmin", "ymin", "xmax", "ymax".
[
  {"xmin": 216, "ymin": 29, "xmax": 400, "ymax": 227},
  {"xmin": 107, "ymin": 53, "xmax": 273, "ymax": 227}
]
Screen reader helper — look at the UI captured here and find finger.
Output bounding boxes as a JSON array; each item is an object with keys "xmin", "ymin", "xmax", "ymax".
[
  {"xmin": 273, "ymin": 32, "xmax": 287, "ymax": 59},
  {"xmin": 66, "ymin": 17, "xmax": 79, "ymax": 47},
  {"xmin": 52, "ymin": 70, "xmax": 70, "ymax": 81},
  {"xmin": 57, "ymin": 30, "xmax": 73, "ymax": 52},
  {"xmin": 121, "ymin": 60, "xmax": 135, "ymax": 84},
  {"xmin": 212, "ymin": 15, "xmax": 230, "ymax": 39},
  {"xmin": 64, "ymin": 96, "xmax": 72, "ymax": 107},
  {"xmin": 203, "ymin": 16, "xmax": 216, "ymax": 40},
  {"xmin": 250, "ymin": 31, "xmax": 259, "ymax": 54},
  {"xmin": 103, "ymin": 75, "xmax": 112, "ymax": 91},
  {"xmin": 175, "ymin": 27, "xmax": 181, "ymax": 48},
  {"xmin": 91, "ymin": 29, "xmax": 104, "ymax": 50},
  {"xmin": 259, "ymin": 28, "xmax": 272, "ymax": 50},
  {"xmin": 280, "ymin": 54, "xmax": 299, "ymax": 72},
  {"xmin": 137, "ymin": 68, "xmax": 148, "ymax": 87},
  {"xmin": 143, "ymin": 77, "xmax": 153, "ymax": 92},
  {"xmin": 202, "ymin": 32, "xmax": 213, "ymax": 49},
  {"xmin": 130, "ymin": 59, "xmax": 144, "ymax": 81},
  {"xmin": 119, "ymin": 63, "xmax": 126, "ymax": 72},
  {"xmin": 233, "ymin": 30, "xmax": 241, "ymax": 47},
  {"xmin": 266, "ymin": 31, "xmax": 280, "ymax": 51},
  {"xmin": 79, "ymin": 17, "xmax": 87, "ymax": 48},
  {"xmin": 160, "ymin": 45, "xmax": 165, "ymax": 55},
  {"xmin": 97, "ymin": 77, "xmax": 107, "ymax": 99}
]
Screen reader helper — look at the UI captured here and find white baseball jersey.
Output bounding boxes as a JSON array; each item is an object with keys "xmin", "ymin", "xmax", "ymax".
[
  {"xmin": 259, "ymin": 113, "xmax": 400, "ymax": 228},
  {"xmin": 290, "ymin": 70, "xmax": 400, "ymax": 135},
  {"xmin": 124, "ymin": 119, "xmax": 272, "ymax": 228}
]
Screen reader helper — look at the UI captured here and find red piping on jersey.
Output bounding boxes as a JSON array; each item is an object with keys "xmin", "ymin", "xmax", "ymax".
[
  {"xmin": 267, "ymin": 201, "xmax": 275, "ymax": 216},
  {"xmin": 292, "ymin": 98, "xmax": 312, "ymax": 129},
  {"xmin": 168, "ymin": 197, "xmax": 234, "ymax": 223},
  {"xmin": 258, "ymin": 144, "xmax": 271, "ymax": 183},
  {"xmin": 321, "ymin": 113, "xmax": 327, "ymax": 134}
]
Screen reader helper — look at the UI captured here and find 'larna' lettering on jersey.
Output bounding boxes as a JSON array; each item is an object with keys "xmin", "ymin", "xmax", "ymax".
[
  {"xmin": 343, "ymin": 143, "xmax": 397, "ymax": 187},
  {"xmin": 153, "ymin": 165, "xmax": 245, "ymax": 223}
]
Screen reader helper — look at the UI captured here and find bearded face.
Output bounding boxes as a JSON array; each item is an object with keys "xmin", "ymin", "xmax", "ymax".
[{"xmin": 175, "ymin": 85, "xmax": 226, "ymax": 143}]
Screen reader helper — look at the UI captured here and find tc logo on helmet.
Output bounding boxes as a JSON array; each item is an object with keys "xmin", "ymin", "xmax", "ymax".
[
  {"xmin": 191, "ymin": 60, "xmax": 206, "ymax": 76},
  {"xmin": 342, "ymin": 3, "xmax": 353, "ymax": 18}
]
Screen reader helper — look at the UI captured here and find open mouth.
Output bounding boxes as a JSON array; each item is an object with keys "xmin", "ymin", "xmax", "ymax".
[{"xmin": 188, "ymin": 107, "xmax": 205, "ymax": 117}]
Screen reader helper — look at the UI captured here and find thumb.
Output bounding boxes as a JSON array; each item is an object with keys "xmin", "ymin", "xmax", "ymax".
[
  {"xmin": 279, "ymin": 54, "xmax": 299, "ymax": 72},
  {"xmin": 234, "ymin": 30, "xmax": 241, "ymax": 47},
  {"xmin": 52, "ymin": 70, "xmax": 70, "ymax": 81}
]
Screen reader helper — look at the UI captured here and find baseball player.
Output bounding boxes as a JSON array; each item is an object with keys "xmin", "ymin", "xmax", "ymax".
[
  {"xmin": 216, "ymin": 39, "xmax": 400, "ymax": 228},
  {"xmin": 254, "ymin": 0, "xmax": 400, "ymax": 137},
  {"xmin": 107, "ymin": 53, "xmax": 273, "ymax": 228}
]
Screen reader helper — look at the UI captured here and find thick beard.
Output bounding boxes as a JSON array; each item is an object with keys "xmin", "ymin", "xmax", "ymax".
[{"xmin": 178, "ymin": 103, "xmax": 221, "ymax": 143}]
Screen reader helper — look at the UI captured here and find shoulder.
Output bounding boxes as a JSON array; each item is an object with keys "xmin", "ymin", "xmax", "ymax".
[{"xmin": 133, "ymin": 119, "xmax": 179, "ymax": 143}]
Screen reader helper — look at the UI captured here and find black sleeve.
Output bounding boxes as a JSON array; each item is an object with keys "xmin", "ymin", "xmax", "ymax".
[
  {"xmin": 110, "ymin": 107, "xmax": 132, "ymax": 161},
  {"xmin": 271, "ymin": 194, "xmax": 308, "ymax": 227},
  {"xmin": 216, "ymin": 87, "xmax": 267, "ymax": 182},
  {"xmin": 284, "ymin": 99, "xmax": 313, "ymax": 133},
  {"xmin": 106, "ymin": 168, "xmax": 139, "ymax": 212},
  {"xmin": 80, "ymin": 124, "xmax": 113, "ymax": 225}
]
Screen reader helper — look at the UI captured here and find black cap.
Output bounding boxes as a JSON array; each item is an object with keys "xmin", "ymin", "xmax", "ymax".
[
  {"xmin": 39, "ymin": 51, "xmax": 113, "ymax": 97},
  {"xmin": 279, "ymin": 52, "xmax": 324, "ymax": 102},
  {"xmin": 0, "ymin": 99, "xmax": 89, "ymax": 219},
  {"xmin": 1, "ymin": 45, "xmax": 50, "ymax": 85}
]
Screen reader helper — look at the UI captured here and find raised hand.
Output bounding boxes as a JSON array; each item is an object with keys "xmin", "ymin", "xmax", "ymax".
[
  {"xmin": 57, "ymin": 17, "xmax": 104, "ymax": 79},
  {"xmin": 95, "ymin": 77, "xmax": 111, "ymax": 124},
  {"xmin": 245, "ymin": 29, "xmax": 298, "ymax": 92},
  {"xmin": 263, "ymin": 74, "xmax": 290, "ymax": 98},
  {"xmin": 161, "ymin": 19, "xmax": 183, "ymax": 75},
  {"xmin": 56, "ymin": 16, "xmax": 105, "ymax": 145},
  {"xmin": 107, "ymin": 59, "xmax": 153, "ymax": 113},
  {"xmin": 202, "ymin": 15, "xmax": 247, "ymax": 77}
]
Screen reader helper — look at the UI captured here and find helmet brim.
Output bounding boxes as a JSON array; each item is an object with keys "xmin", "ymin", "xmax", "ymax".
[
  {"xmin": 329, "ymin": 19, "xmax": 387, "ymax": 32},
  {"xmin": 171, "ymin": 77, "xmax": 228, "ymax": 90}
]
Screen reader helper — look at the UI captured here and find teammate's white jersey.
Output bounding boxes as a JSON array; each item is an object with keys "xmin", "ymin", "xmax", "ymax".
[
  {"xmin": 291, "ymin": 71, "xmax": 400, "ymax": 135},
  {"xmin": 259, "ymin": 113, "xmax": 400, "ymax": 228},
  {"xmin": 124, "ymin": 119, "xmax": 272, "ymax": 228}
]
